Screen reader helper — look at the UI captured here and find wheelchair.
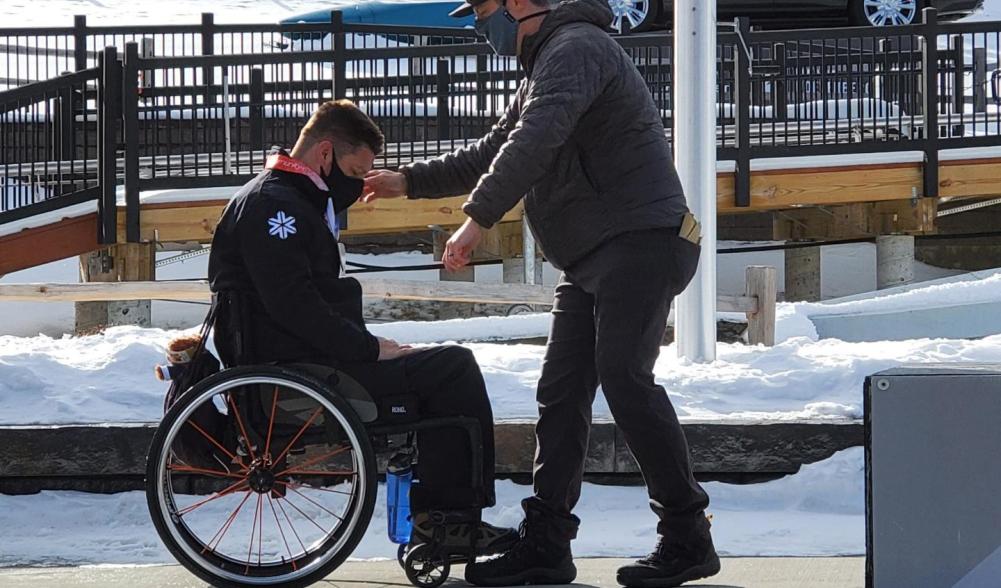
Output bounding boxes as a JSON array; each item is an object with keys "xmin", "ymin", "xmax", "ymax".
[{"xmin": 145, "ymin": 363, "xmax": 487, "ymax": 588}]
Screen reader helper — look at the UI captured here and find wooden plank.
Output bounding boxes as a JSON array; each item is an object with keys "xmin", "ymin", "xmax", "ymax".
[
  {"xmin": 0, "ymin": 279, "xmax": 760, "ymax": 313},
  {"xmin": 719, "ymin": 163, "xmax": 925, "ymax": 213},
  {"xmin": 939, "ymin": 159, "xmax": 1001, "ymax": 199},
  {"xmin": 0, "ymin": 213, "xmax": 100, "ymax": 275}
]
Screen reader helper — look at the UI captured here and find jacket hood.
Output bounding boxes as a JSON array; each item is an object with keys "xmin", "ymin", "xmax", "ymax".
[{"xmin": 521, "ymin": 0, "xmax": 614, "ymax": 71}]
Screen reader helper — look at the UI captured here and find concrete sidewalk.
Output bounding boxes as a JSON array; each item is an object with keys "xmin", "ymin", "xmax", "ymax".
[{"xmin": 0, "ymin": 557, "xmax": 864, "ymax": 588}]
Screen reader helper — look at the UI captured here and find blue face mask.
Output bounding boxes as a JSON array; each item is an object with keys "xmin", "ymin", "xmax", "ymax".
[{"xmin": 475, "ymin": 8, "xmax": 519, "ymax": 56}]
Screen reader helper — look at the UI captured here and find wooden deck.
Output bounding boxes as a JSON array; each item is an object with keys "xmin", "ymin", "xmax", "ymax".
[{"xmin": 4, "ymin": 155, "xmax": 1001, "ymax": 276}]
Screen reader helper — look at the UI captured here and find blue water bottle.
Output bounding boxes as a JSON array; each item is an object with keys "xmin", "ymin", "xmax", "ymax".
[{"xmin": 386, "ymin": 449, "xmax": 414, "ymax": 544}]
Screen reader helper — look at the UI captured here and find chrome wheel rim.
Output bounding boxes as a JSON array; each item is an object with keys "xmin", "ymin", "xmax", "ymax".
[
  {"xmin": 607, "ymin": 0, "xmax": 651, "ymax": 33},
  {"xmin": 863, "ymin": 0, "xmax": 918, "ymax": 26}
]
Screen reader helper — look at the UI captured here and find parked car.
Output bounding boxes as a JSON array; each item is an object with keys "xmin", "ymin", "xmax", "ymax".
[{"xmin": 282, "ymin": 0, "xmax": 985, "ymax": 34}]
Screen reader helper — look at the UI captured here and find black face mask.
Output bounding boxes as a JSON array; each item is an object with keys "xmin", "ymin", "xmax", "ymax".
[{"xmin": 323, "ymin": 150, "xmax": 364, "ymax": 204}]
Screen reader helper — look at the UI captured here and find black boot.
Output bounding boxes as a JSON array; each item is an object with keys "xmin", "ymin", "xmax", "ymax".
[
  {"xmin": 464, "ymin": 498, "xmax": 579, "ymax": 587},
  {"xmin": 616, "ymin": 516, "xmax": 720, "ymax": 587}
]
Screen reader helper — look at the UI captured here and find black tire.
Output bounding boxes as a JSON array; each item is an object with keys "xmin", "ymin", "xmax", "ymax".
[
  {"xmin": 397, "ymin": 543, "xmax": 408, "ymax": 569},
  {"xmin": 146, "ymin": 365, "xmax": 377, "ymax": 588},
  {"xmin": 849, "ymin": 0, "xmax": 923, "ymax": 27},
  {"xmin": 607, "ymin": 0, "xmax": 662, "ymax": 34}
]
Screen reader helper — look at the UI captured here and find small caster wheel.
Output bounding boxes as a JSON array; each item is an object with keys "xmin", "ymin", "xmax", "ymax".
[
  {"xmin": 403, "ymin": 543, "xmax": 450, "ymax": 588},
  {"xmin": 397, "ymin": 543, "xmax": 408, "ymax": 569}
]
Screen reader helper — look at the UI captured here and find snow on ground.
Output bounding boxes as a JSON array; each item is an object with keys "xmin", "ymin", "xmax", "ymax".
[
  {"xmin": 0, "ymin": 447, "xmax": 864, "ymax": 565},
  {"xmin": 2, "ymin": 316, "xmax": 1000, "ymax": 425}
]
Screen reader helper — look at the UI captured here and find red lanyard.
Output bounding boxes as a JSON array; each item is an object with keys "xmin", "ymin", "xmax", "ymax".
[{"xmin": 265, "ymin": 153, "xmax": 329, "ymax": 192}]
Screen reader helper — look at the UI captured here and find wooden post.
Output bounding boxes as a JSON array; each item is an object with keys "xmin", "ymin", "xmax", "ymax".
[
  {"xmin": 75, "ymin": 244, "xmax": 155, "ymax": 334},
  {"xmin": 745, "ymin": 266, "xmax": 776, "ymax": 346}
]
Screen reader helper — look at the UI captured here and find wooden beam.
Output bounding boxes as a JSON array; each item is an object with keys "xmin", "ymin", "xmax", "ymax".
[
  {"xmin": 719, "ymin": 163, "xmax": 924, "ymax": 214},
  {"xmin": 0, "ymin": 279, "xmax": 760, "ymax": 314},
  {"xmin": 0, "ymin": 213, "xmax": 100, "ymax": 275}
]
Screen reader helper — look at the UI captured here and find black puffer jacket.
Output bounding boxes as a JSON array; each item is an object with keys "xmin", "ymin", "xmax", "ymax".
[
  {"xmin": 401, "ymin": 0, "xmax": 689, "ymax": 270},
  {"xmin": 208, "ymin": 165, "xmax": 380, "ymax": 367}
]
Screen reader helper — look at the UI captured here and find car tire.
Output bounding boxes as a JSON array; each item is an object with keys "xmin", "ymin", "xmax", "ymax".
[
  {"xmin": 606, "ymin": 0, "xmax": 661, "ymax": 33},
  {"xmin": 849, "ymin": 0, "xmax": 923, "ymax": 27}
]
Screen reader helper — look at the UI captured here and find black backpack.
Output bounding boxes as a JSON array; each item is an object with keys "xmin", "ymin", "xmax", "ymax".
[{"xmin": 161, "ymin": 304, "xmax": 234, "ymax": 471}]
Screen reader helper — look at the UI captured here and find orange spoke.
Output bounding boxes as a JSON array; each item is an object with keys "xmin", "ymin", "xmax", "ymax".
[
  {"xmin": 281, "ymin": 495, "xmax": 330, "ymax": 536},
  {"xmin": 276, "ymin": 494, "xmax": 308, "ymax": 555},
  {"xmin": 282, "ymin": 470, "xmax": 356, "ymax": 477},
  {"xmin": 203, "ymin": 490, "xmax": 252, "ymax": 555},
  {"xmin": 287, "ymin": 486, "xmax": 343, "ymax": 522},
  {"xmin": 268, "ymin": 495, "xmax": 297, "ymax": 571},
  {"xmin": 264, "ymin": 386, "xmax": 280, "ymax": 460},
  {"xmin": 275, "ymin": 445, "xmax": 350, "ymax": 477},
  {"xmin": 177, "ymin": 479, "xmax": 249, "ymax": 517},
  {"xmin": 271, "ymin": 407, "xmax": 323, "ymax": 467},
  {"xmin": 245, "ymin": 493, "xmax": 263, "ymax": 574},
  {"xmin": 229, "ymin": 394, "xmax": 257, "ymax": 463},
  {"xmin": 188, "ymin": 420, "xmax": 244, "ymax": 469},
  {"xmin": 168, "ymin": 464, "xmax": 245, "ymax": 479},
  {"xmin": 277, "ymin": 480, "xmax": 352, "ymax": 497}
]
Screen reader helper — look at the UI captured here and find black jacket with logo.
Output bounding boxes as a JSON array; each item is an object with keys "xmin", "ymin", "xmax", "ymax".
[{"xmin": 208, "ymin": 165, "xmax": 380, "ymax": 367}]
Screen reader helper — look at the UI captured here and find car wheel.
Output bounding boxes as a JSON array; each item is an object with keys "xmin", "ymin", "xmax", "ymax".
[
  {"xmin": 607, "ymin": 0, "xmax": 660, "ymax": 33},
  {"xmin": 850, "ymin": 0, "xmax": 923, "ymax": 27}
]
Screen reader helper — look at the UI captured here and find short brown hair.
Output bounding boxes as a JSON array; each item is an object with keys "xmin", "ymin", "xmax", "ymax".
[{"xmin": 300, "ymin": 99, "xmax": 384, "ymax": 155}]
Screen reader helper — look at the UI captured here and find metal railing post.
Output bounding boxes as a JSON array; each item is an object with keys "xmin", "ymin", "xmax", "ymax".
[
  {"xmin": 201, "ymin": 13, "xmax": 216, "ymax": 106},
  {"xmin": 951, "ymin": 35, "xmax": 964, "ymax": 137},
  {"xmin": 734, "ymin": 17, "xmax": 752, "ymax": 208},
  {"xmin": 436, "ymin": 59, "xmax": 451, "ymax": 141},
  {"xmin": 97, "ymin": 46, "xmax": 121, "ymax": 245},
  {"xmin": 920, "ymin": 7, "xmax": 939, "ymax": 199},
  {"xmin": 123, "ymin": 42, "xmax": 140, "ymax": 242},
  {"xmin": 249, "ymin": 67, "xmax": 265, "ymax": 151},
  {"xmin": 73, "ymin": 15, "xmax": 88, "ymax": 71},
  {"xmin": 331, "ymin": 10, "xmax": 347, "ymax": 100}
]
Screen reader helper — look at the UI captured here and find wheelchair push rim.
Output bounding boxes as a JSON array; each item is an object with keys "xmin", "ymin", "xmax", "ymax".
[{"xmin": 148, "ymin": 371, "xmax": 374, "ymax": 587}]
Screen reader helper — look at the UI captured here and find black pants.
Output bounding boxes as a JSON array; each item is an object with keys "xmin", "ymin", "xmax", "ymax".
[
  {"xmin": 529, "ymin": 229, "xmax": 710, "ymax": 536},
  {"xmin": 339, "ymin": 345, "xmax": 496, "ymax": 512}
]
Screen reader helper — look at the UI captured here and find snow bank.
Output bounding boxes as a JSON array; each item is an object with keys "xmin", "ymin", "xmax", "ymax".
[
  {"xmin": 776, "ymin": 268, "xmax": 1001, "ymax": 341},
  {"xmin": 0, "ymin": 447, "xmax": 864, "ymax": 566},
  {"xmin": 3, "ymin": 320, "xmax": 1000, "ymax": 425}
]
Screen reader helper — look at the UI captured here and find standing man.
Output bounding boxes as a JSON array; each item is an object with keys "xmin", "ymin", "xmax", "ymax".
[{"xmin": 363, "ymin": 1, "xmax": 719, "ymax": 587}]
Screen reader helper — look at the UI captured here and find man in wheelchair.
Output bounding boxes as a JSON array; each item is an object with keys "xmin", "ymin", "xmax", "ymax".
[{"xmin": 207, "ymin": 100, "xmax": 516, "ymax": 559}]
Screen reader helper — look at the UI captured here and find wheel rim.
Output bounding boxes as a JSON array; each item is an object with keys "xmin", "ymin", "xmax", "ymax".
[
  {"xmin": 863, "ymin": 0, "xmax": 918, "ymax": 26},
  {"xmin": 154, "ymin": 376, "xmax": 369, "ymax": 585},
  {"xmin": 607, "ymin": 0, "xmax": 650, "ymax": 33}
]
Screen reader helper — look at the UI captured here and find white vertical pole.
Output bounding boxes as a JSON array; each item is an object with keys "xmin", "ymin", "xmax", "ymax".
[
  {"xmin": 523, "ymin": 213, "xmax": 537, "ymax": 285},
  {"xmin": 674, "ymin": 0, "xmax": 718, "ymax": 362}
]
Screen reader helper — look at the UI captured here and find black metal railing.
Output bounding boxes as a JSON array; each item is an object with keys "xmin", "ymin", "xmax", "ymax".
[
  {"xmin": 4, "ymin": 9, "xmax": 1001, "ymax": 241},
  {"xmin": 0, "ymin": 63, "xmax": 104, "ymax": 231}
]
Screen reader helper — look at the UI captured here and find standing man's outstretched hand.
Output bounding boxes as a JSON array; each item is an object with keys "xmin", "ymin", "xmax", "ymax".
[
  {"xmin": 362, "ymin": 170, "xmax": 408, "ymax": 203},
  {"xmin": 443, "ymin": 218, "xmax": 484, "ymax": 272}
]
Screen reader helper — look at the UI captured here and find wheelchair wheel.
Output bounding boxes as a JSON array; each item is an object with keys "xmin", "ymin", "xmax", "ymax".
[{"xmin": 146, "ymin": 366, "xmax": 377, "ymax": 588}]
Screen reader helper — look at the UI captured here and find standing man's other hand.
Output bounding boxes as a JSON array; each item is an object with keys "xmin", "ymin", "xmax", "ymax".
[
  {"xmin": 443, "ymin": 218, "xmax": 484, "ymax": 272},
  {"xmin": 362, "ymin": 170, "xmax": 408, "ymax": 203}
]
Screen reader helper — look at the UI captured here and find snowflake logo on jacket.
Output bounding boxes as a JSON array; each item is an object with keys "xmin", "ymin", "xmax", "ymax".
[{"xmin": 267, "ymin": 211, "xmax": 297, "ymax": 240}]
